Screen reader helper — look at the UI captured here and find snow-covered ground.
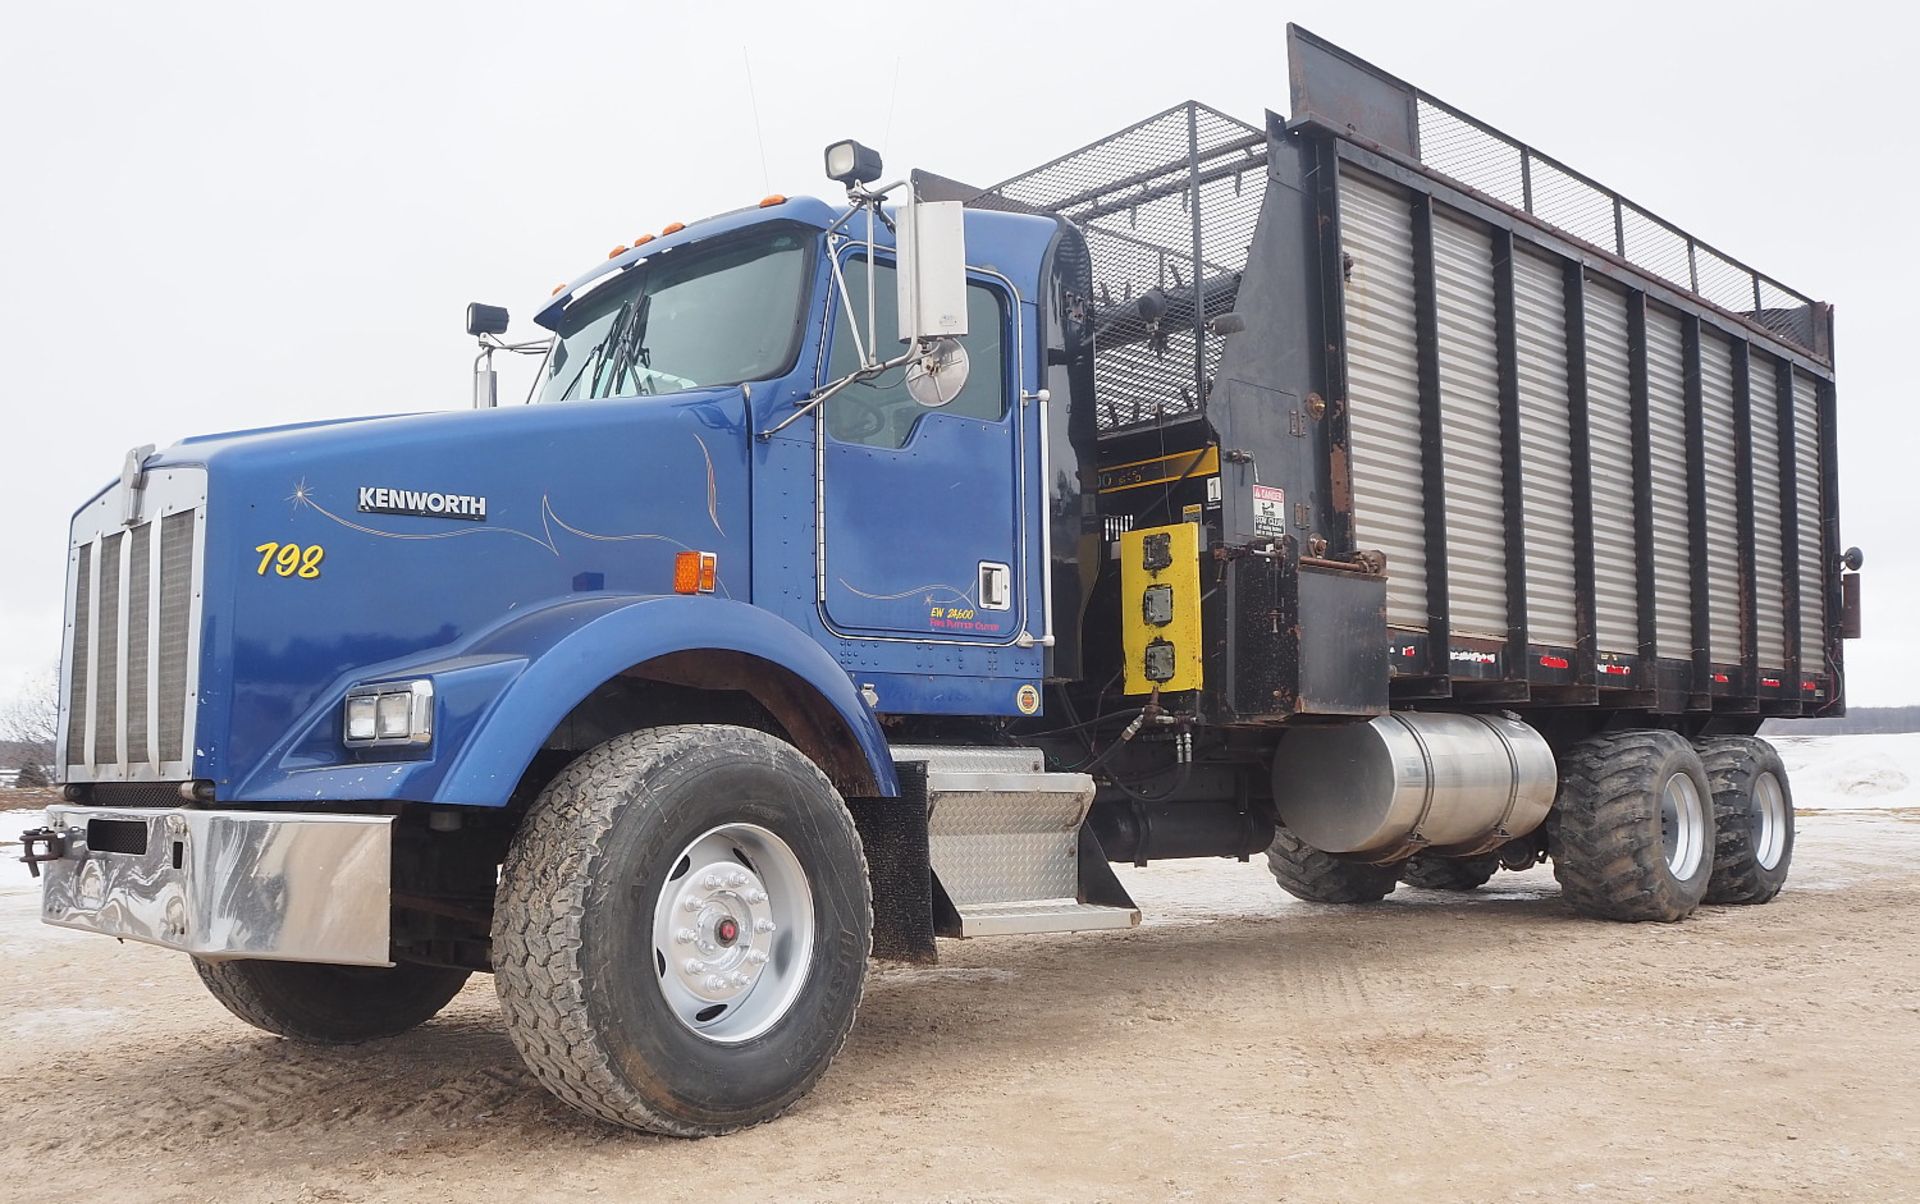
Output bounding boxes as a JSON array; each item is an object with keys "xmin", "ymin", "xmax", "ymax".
[{"xmin": 1769, "ymin": 731, "xmax": 1920, "ymax": 809}]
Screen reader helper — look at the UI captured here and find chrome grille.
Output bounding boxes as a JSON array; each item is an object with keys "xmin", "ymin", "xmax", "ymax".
[
  {"xmin": 61, "ymin": 466, "xmax": 206, "ymax": 781},
  {"xmin": 156, "ymin": 510, "xmax": 197, "ymax": 759}
]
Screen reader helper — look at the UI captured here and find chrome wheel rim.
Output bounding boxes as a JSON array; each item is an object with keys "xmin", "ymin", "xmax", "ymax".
[
  {"xmin": 1659, "ymin": 771, "xmax": 1707, "ymax": 880},
  {"xmin": 652, "ymin": 823, "xmax": 814, "ymax": 1044},
  {"xmin": 1752, "ymin": 772, "xmax": 1788, "ymax": 871}
]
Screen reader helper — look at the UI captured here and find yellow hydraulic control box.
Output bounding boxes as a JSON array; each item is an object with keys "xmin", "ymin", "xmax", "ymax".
[{"xmin": 1119, "ymin": 521, "xmax": 1203, "ymax": 694}]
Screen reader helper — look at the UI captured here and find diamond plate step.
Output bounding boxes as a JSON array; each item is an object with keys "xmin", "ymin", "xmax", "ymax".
[
  {"xmin": 888, "ymin": 749, "xmax": 1141, "ymax": 938},
  {"xmin": 951, "ymin": 900, "xmax": 1139, "ymax": 937}
]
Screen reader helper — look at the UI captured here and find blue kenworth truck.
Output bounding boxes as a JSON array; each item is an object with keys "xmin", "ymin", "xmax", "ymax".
[{"xmin": 22, "ymin": 29, "xmax": 1860, "ymax": 1135}]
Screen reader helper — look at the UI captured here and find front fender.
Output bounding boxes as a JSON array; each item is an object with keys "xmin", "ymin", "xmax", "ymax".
[{"xmin": 228, "ymin": 594, "xmax": 898, "ymax": 805}]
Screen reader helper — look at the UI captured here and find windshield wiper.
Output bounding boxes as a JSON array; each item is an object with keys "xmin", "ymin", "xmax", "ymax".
[
  {"xmin": 604, "ymin": 293, "xmax": 654, "ymax": 396},
  {"xmin": 550, "ymin": 297, "xmax": 635, "ymax": 401}
]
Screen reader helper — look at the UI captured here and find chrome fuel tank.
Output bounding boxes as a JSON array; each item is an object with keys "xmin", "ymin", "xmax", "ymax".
[{"xmin": 1271, "ymin": 712, "xmax": 1556, "ymax": 861}]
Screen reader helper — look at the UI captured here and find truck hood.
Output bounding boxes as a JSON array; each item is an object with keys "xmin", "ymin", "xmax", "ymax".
[{"xmin": 135, "ymin": 391, "xmax": 755, "ymax": 791}]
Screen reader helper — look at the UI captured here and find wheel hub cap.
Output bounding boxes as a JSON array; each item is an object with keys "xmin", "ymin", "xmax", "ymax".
[
  {"xmin": 652, "ymin": 823, "xmax": 814, "ymax": 1044},
  {"xmin": 1659, "ymin": 770, "xmax": 1707, "ymax": 880},
  {"xmin": 1752, "ymin": 771, "xmax": 1788, "ymax": 871}
]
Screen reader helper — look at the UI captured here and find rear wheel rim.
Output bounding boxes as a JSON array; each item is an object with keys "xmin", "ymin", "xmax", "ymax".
[
  {"xmin": 651, "ymin": 823, "xmax": 815, "ymax": 1045},
  {"xmin": 1752, "ymin": 771, "xmax": 1788, "ymax": 871},
  {"xmin": 1659, "ymin": 771, "xmax": 1707, "ymax": 880}
]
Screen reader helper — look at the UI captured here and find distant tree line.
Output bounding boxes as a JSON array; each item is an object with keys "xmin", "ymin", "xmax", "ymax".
[{"xmin": 1761, "ymin": 706, "xmax": 1920, "ymax": 736}]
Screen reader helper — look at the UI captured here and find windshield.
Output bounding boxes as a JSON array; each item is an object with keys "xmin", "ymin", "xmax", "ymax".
[{"xmin": 539, "ymin": 228, "xmax": 812, "ymax": 403}]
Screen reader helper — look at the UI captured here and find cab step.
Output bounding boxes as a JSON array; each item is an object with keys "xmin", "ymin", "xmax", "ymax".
[{"xmin": 890, "ymin": 745, "xmax": 1140, "ymax": 937}]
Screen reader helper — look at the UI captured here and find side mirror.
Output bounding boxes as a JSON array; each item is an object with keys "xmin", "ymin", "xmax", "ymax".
[
  {"xmin": 895, "ymin": 198, "xmax": 968, "ymax": 346},
  {"xmin": 466, "ymin": 303, "xmax": 510, "ymax": 337}
]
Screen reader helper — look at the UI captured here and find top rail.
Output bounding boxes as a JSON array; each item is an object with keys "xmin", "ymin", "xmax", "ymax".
[{"xmin": 1285, "ymin": 24, "xmax": 1830, "ymax": 363}]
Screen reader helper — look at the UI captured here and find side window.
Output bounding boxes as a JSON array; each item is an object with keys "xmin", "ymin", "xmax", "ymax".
[{"xmin": 825, "ymin": 258, "xmax": 1007, "ymax": 449}]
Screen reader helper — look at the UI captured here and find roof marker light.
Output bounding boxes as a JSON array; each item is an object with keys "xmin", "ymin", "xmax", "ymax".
[
  {"xmin": 551, "ymin": 283, "xmax": 566, "ymax": 296},
  {"xmin": 662, "ymin": 221, "xmax": 686, "ymax": 235},
  {"xmin": 759, "ymin": 194, "xmax": 787, "ymax": 208},
  {"xmin": 608, "ymin": 244, "xmax": 630, "ymax": 259},
  {"xmin": 633, "ymin": 233, "xmax": 655, "ymax": 247}
]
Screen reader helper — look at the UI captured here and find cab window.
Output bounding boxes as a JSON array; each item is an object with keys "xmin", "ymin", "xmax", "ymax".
[{"xmin": 825, "ymin": 258, "xmax": 1007, "ymax": 449}]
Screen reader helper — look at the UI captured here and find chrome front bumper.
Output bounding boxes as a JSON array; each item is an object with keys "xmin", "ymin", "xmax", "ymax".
[{"xmin": 37, "ymin": 805, "xmax": 393, "ymax": 967}]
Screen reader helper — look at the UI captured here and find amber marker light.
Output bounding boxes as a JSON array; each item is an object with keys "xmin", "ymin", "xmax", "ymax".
[
  {"xmin": 633, "ymin": 233, "xmax": 655, "ymax": 247},
  {"xmin": 661, "ymin": 221, "xmax": 687, "ymax": 235},
  {"xmin": 759, "ymin": 194, "xmax": 787, "ymax": 207},
  {"xmin": 674, "ymin": 551, "xmax": 719, "ymax": 595},
  {"xmin": 608, "ymin": 244, "xmax": 630, "ymax": 258}
]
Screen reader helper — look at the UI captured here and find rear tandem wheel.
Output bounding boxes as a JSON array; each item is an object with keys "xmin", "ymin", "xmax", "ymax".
[{"xmin": 1546, "ymin": 729, "xmax": 1716, "ymax": 922}]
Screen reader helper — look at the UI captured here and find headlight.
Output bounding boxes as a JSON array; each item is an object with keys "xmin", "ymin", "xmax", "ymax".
[{"xmin": 344, "ymin": 679, "xmax": 434, "ymax": 748}]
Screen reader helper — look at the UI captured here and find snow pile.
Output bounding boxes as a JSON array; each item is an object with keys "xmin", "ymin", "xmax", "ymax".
[{"xmin": 1767, "ymin": 732, "xmax": 1920, "ymax": 810}]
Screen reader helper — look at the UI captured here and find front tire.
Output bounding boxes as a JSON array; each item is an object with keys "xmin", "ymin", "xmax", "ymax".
[
  {"xmin": 193, "ymin": 958, "xmax": 470, "ymax": 1043},
  {"xmin": 1547, "ymin": 729, "xmax": 1715, "ymax": 922},
  {"xmin": 1696, "ymin": 736, "xmax": 1794, "ymax": 904},
  {"xmin": 492, "ymin": 725, "xmax": 871, "ymax": 1136}
]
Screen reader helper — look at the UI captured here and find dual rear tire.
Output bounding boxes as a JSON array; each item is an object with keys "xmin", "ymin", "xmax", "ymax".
[{"xmin": 1548, "ymin": 729, "xmax": 1794, "ymax": 921}]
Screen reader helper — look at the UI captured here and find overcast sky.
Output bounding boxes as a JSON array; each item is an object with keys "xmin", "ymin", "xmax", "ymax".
[{"xmin": 1, "ymin": 0, "xmax": 1912, "ymax": 707}]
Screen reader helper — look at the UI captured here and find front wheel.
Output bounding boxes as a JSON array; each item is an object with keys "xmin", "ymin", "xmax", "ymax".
[{"xmin": 491, "ymin": 725, "xmax": 871, "ymax": 1136}]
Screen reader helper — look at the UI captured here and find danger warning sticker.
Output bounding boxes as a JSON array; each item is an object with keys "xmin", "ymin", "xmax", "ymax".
[{"xmin": 1252, "ymin": 484, "xmax": 1287, "ymax": 538}]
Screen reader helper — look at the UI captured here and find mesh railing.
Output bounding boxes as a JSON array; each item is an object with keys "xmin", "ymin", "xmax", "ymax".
[
  {"xmin": 1415, "ymin": 99, "xmax": 1820, "ymax": 354},
  {"xmin": 976, "ymin": 102, "xmax": 1269, "ymax": 429}
]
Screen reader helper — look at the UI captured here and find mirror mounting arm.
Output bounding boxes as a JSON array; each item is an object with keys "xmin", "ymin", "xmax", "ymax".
[{"xmin": 755, "ymin": 342, "xmax": 924, "ymax": 442}]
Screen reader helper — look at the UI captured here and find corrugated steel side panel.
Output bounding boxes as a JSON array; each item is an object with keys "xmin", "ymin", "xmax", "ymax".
[
  {"xmin": 1699, "ymin": 331, "xmax": 1741, "ymax": 662},
  {"xmin": 1432, "ymin": 211, "xmax": 1507, "ymax": 639},
  {"xmin": 1339, "ymin": 167, "xmax": 1428, "ymax": 630},
  {"xmin": 1512, "ymin": 247, "xmax": 1577, "ymax": 646},
  {"xmin": 1793, "ymin": 369, "xmax": 1826, "ymax": 674},
  {"xmin": 1749, "ymin": 352, "xmax": 1789, "ymax": 667},
  {"xmin": 1645, "ymin": 309, "xmax": 1692, "ymax": 660},
  {"xmin": 1585, "ymin": 280, "xmax": 1638, "ymax": 654}
]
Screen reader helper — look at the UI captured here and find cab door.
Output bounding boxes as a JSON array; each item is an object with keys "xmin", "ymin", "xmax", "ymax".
[{"xmin": 817, "ymin": 254, "xmax": 1026, "ymax": 644}]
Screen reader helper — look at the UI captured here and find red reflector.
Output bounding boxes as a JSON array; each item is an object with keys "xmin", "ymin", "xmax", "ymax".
[
  {"xmin": 1762, "ymin": 677, "xmax": 1782, "ymax": 688},
  {"xmin": 1538, "ymin": 655, "xmax": 1569, "ymax": 670},
  {"xmin": 1802, "ymin": 679, "xmax": 1819, "ymax": 691},
  {"xmin": 1713, "ymin": 672, "xmax": 1730, "ymax": 684}
]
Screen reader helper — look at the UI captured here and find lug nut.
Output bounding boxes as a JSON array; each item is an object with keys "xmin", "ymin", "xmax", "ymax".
[
  {"xmin": 683, "ymin": 958, "xmax": 705, "ymax": 975},
  {"xmin": 675, "ymin": 928, "xmax": 695, "ymax": 944},
  {"xmin": 727, "ymin": 870, "xmax": 749, "ymax": 888},
  {"xmin": 703, "ymin": 873, "xmax": 723, "ymax": 890},
  {"xmin": 704, "ymin": 975, "xmax": 728, "ymax": 992},
  {"xmin": 747, "ymin": 949, "xmax": 769, "ymax": 965},
  {"xmin": 746, "ymin": 888, "xmax": 767, "ymax": 904},
  {"xmin": 683, "ymin": 896, "xmax": 703, "ymax": 912},
  {"xmin": 755, "ymin": 918, "xmax": 776, "ymax": 934}
]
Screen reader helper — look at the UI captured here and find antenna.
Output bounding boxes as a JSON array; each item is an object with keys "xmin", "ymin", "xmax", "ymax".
[
  {"xmin": 742, "ymin": 47, "xmax": 771, "ymax": 196},
  {"xmin": 881, "ymin": 55, "xmax": 903, "ymax": 156}
]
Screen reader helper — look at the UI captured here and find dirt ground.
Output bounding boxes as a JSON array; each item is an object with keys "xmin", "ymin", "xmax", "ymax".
[{"xmin": 3, "ymin": 801, "xmax": 1916, "ymax": 1203}]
